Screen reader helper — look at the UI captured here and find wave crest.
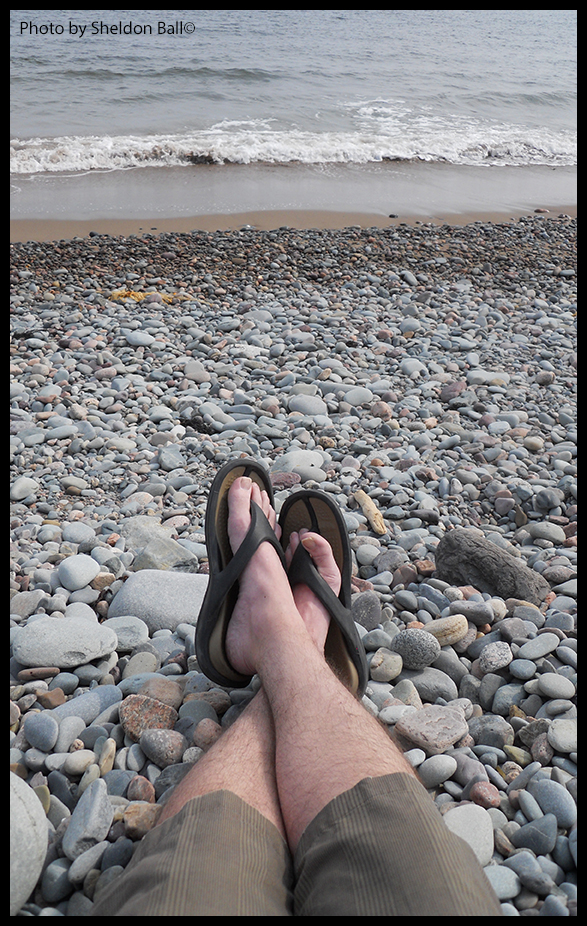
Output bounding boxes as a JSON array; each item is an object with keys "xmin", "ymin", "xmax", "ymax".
[{"xmin": 10, "ymin": 124, "xmax": 577, "ymax": 175}]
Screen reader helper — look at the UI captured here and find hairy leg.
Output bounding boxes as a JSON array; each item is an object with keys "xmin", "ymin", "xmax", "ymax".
[
  {"xmin": 224, "ymin": 479, "xmax": 418, "ymax": 853},
  {"xmin": 157, "ymin": 686, "xmax": 285, "ymax": 837},
  {"xmin": 157, "ymin": 478, "xmax": 294, "ymax": 836}
]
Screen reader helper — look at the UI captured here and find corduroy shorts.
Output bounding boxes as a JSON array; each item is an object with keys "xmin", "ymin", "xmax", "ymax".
[{"xmin": 91, "ymin": 773, "xmax": 502, "ymax": 916}]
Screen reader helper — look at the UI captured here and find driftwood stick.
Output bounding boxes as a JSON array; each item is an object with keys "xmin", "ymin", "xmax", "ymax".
[{"xmin": 353, "ymin": 489, "xmax": 387, "ymax": 535}]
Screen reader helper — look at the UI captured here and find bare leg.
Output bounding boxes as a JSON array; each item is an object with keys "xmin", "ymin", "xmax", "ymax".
[
  {"xmin": 225, "ymin": 479, "xmax": 418, "ymax": 853},
  {"xmin": 157, "ymin": 686, "xmax": 285, "ymax": 837},
  {"xmin": 157, "ymin": 479, "xmax": 290, "ymax": 838}
]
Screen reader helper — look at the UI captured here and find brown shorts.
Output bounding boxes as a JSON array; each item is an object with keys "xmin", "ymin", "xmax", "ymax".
[{"xmin": 91, "ymin": 773, "xmax": 502, "ymax": 916}]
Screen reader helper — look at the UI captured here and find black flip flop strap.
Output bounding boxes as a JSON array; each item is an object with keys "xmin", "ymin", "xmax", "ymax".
[
  {"xmin": 215, "ymin": 501, "xmax": 285, "ymax": 594},
  {"xmin": 287, "ymin": 542, "xmax": 357, "ymax": 642}
]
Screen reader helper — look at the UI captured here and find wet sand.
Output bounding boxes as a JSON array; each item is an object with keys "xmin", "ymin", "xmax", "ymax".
[
  {"xmin": 10, "ymin": 160, "xmax": 576, "ymax": 243},
  {"xmin": 9, "ymin": 204, "xmax": 578, "ymax": 244}
]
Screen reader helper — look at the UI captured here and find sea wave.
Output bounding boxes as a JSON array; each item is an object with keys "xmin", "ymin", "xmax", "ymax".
[{"xmin": 10, "ymin": 124, "xmax": 577, "ymax": 175}]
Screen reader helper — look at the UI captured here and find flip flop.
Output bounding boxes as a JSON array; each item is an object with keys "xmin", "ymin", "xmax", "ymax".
[
  {"xmin": 278, "ymin": 490, "xmax": 368, "ymax": 697},
  {"xmin": 195, "ymin": 458, "xmax": 285, "ymax": 688}
]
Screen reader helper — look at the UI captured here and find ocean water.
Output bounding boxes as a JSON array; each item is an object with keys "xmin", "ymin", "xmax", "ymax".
[{"xmin": 10, "ymin": 9, "xmax": 577, "ymax": 221}]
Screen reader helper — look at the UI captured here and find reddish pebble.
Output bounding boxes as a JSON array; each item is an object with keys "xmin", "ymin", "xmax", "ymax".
[
  {"xmin": 127, "ymin": 775, "xmax": 156, "ymax": 803},
  {"xmin": 531, "ymin": 732, "xmax": 555, "ymax": 765},
  {"xmin": 469, "ymin": 780, "xmax": 502, "ymax": 808},
  {"xmin": 391, "ymin": 563, "xmax": 419, "ymax": 587},
  {"xmin": 192, "ymin": 718, "xmax": 223, "ymax": 750},
  {"xmin": 270, "ymin": 472, "xmax": 301, "ymax": 488},
  {"xmin": 119, "ymin": 694, "xmax": 178, "ymax": 743},
  {"xmin": 124, "ymin": 802, "xmax": 161, "ymax": 839},
  {"xmin": 35, "ymin": 688, "xmax": 67, "ymax": 709},
  {"xmin": 414, "ymin": 559, "xmax": 436, "ymax": 576},
  {"xmin": 18, "ymin": 667, "xmax": 60, "ymax": 682}
]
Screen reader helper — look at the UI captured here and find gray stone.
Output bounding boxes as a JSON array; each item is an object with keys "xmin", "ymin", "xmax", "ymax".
[
  {"xmin": 57, "ymin": 554, "xmax": 101, "ymax": 591},
  {"xmin": 351, "ymin": 590, "xmax": 382, "ymax": 631},
  {"xmin": 50, "ymin": 685, "xmax": 123, "ymax": 724},
  {"xmin": 125, "ymin": 329, "xmax": 155, "ymax": 346},
  {"xmin": 100, "ymin": 615, "xmax": 150, "ymax": 652},
  {"xmin": 395, "ymin": 704, "xmax": 468, "ymax": 755},
  {"xmin": 390, "ymin": 628, "xmax": 441, "ymax": 670},
  {"xmin": 393, "ymin": 589, "xmax": 418, "ymax": 611},
  {"xmin": 526, "ymin": 521, "xmax": 566, "ymax": 544},
  {"xmin": 448, "ymin": 598, "xmax": 496, "ymax": 626},
  {"xmin": 527, "ymin": 778, "xmax": 577, "ymax": 828},
  {"xmin": 157, "ymin": 444, "xmax": 187, "ymax": 471},
  {"xmin": 61, "ymin": 522, "xmax": 97, "ymax": 544},
  {"xmin": 344, "ymin": 386, "xmax": 374, "ymax": 406},
  {"xmin": 11, "ymin": 475, "xmax": 40, "ymax": 501},
  {"xmin": 509, "ymin": 658, "xmax": 537, "ymax": 680},
  {"xmin": 177, "ymin": 699, "xmax": 218, "ymax": 725},
  {"xmin": 435, "ymin": 528, "xmax": 550, "ymax": 605},
  {"xmin": 417, "ymin": 754, "xmax": 458, "ymax": 788},
  {"xmin": 41, "ymin": 857, "xmax": 72, "ymax": 904},
  {"xmin": 287, "ymin": 393, "xmax": 328, "ymax": 416},
  {"xmin": 132, "ymin": 535, "xmax": 199, "ymax": 572},
  {"xmin": 10, "ymin": 589, "xmax": 51, "ymax": 619},
  {"xmin": 68, "ymin": 841, "xmax": 109, "ymax": 885},
  {"xmin": 535, "ymin": 673, "xmax": 575, "ymax": 700},
  {"xmin": 547, "ymin": 718, "xmax": 577, "ymax": 753},
  {"xmin": 139, "ymin": 729, "xmax": 189, "ymax": 768},
  {"xmin": 483, "ymin": 865, "xmax": 521, "ymax": 901},
  {"xmin": 369, "ymin": 648, "xmax": 403, "ymax": 682},
  {"xmin": 395, "ymin": 666, "xmax": 459, "ymax": 703},
  {"xmin": 62, "ymin": 778, "xmax": 114, "ymax": 861},
  {"xmin": 491, "ymin": 682, "xmax": 525, "ymax": 716},
  {"xmin": 12, "ymin": 615, "xmax": 118, "ymax": 669},
  {"xmin": 468, "ymin": 714, "xmax": 515, "ymax": 749},
  {"xmin": 108, "ymin": 569, "xmax": 209, "ymax": 632},
  {"xmin": 117, "ymin": 515, "xmax": 175, "ymax": 551},
  {"xmin": 10, "ymin": 773, "xmax": 49, "ymax": 915},
  {"xmin": 510, "ymin": 813, "xmax": 558, "ymax": 855},
  {"xmin": 271, "ymin": 449, "xmax": 325, "ymax": 474},
  {"xmin": 478, "ymin": 641, "xmax": 513, "ymax": 674},
  {"xmin": 442, "ymin": 804, "xmax": 495, "ymax": 867},
  {"xmin": 23, "ymin": 711, "xmax": 60, "ymax": 752},
  {"xmin": 54, "ymin": 715, "xmax": 87, "ymax": 754},
  {"xmin": 516, "ymin": 633, "xmax": 561, "ymax": 660}
]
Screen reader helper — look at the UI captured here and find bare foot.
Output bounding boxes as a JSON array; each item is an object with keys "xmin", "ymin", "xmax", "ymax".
[
  {"xmin": 224, "ymin": 476, "xmax": 304, "ymax": 678},
  {"xmin": 285, "ymin": 529, "xmax": 340, "ymax": 654}
]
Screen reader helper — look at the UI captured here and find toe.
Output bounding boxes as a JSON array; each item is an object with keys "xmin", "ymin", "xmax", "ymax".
[
  {"xmin": 298, "ymin": 530, "xmax": 341, "ymax": 597},
  {"xmin": 227, "ymin": 476, "xmax": 254, "ymax": 551}
]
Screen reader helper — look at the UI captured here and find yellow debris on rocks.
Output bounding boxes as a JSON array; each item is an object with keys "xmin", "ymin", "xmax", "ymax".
[{"xmin": 109, "ymin": 289, "xmax": 187, "ymax": 303}]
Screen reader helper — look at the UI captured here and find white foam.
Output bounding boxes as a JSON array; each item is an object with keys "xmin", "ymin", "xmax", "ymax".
[{"xmin": 10, "ymin": 118, "xmax": 577, "ymax": 176}]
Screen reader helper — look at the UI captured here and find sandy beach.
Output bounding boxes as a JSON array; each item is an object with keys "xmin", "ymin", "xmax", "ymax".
[
  {"xmin": 9, "ymin": 203, "xmax": 578, "ymax": 245},
  {"xmin": 11, "ymin": 158, "xmax": 577, "ymax": 243}
]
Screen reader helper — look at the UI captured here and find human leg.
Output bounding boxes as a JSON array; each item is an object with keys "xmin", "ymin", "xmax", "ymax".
[
  {"xmin": 223, "ymin": 478, "xmax": 420, "ymax": 852},
  {"xmin": 157, "ymin": 686, "xmax": 284, "ymax": 838}
]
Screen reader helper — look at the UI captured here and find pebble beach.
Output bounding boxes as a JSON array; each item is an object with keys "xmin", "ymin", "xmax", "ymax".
[{"xmin": 10, "ymin": 212, "xmax": 577, "ymax": 915}]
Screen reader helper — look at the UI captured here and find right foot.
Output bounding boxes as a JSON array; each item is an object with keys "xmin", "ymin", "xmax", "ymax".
[{"xmin": 284, "ymin": 529, "xmax": 341, "ymax": 654}]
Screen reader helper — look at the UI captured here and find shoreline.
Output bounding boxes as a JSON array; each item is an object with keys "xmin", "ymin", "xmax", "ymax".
[
  {"xmin": 10, "ymin": 203, "xmax": 578, "ymax": 244},
  {"xmin": 11, "ymin": 161, "xmax": 576, "ymax": 243}
]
